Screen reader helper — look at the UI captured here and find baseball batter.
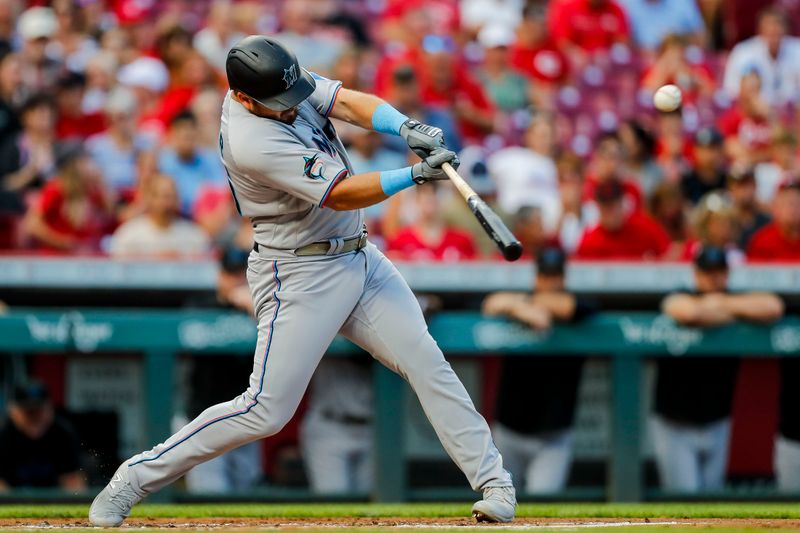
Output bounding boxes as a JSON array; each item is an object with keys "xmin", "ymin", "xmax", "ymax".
[{"xmin": 89, "ymin": 36, "xmax": 515, "ymax": 526}]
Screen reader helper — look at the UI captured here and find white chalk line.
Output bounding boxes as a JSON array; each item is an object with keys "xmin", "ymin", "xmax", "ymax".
[{"xmin": 14, "ymin": 520, "xmax": 684, "ymax": 530}]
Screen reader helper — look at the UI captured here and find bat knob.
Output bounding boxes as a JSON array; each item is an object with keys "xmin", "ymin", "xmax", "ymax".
[{"xmin": 503, "ymin": 241, "xmax": 523, "ymax": 262}]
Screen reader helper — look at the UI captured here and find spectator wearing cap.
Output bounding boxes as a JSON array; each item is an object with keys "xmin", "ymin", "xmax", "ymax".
[
  {"xmin": 718, "ymin": 69, "xmax": 773, "ymax": 165},
  {"xmin": 54, "ymin": 72, "xmax": 106, "ymax": 140},
  {"xmin": 482, "ymin": 246, "xmax": 599, "ymax": 493},
  {"xmin": 654, "ymin": 246, "xmax": 783, "ymax": 492},
  {"xmin": 723, "ymin": 7, "xmax": 800, "ymax": 108},
  {"xmin": 727, "ymin": 166, "xmax": 770, "ymax": 249},
  {"xmin": 386, "ymin": 182, "xmax": 477, "ymax": 261},
  {"xmin": 193, "ymin": 0, "xmax": 245, "ymax": 73},
  {"xmin": 619, "ymin": 0, "xmax": 706, "ymax": 52},
  {"xmin": 509, "ymin": 4, "xmax": 569, "ymax": 90},
  {"xmin": 747, "ymin": 179, "xmax": 800, "ymax": 261},
  {"xmin": 0, "ymin": 93, "xmax": 57, "ymax": 194},
  {"xmin": 680, "ymin": 127, "xmax": 726, "ymax": 206},
  {"xmin": 23, "ymin": 143, "xmax": 113, "ymax": 253},
  {"xmin": 488, "ymin": 114, "xmax": 560, "ymax": 234},
  {"xmin": 109, "ymin": 174, "xmax": 209, "ymax": 258},
  {"xmin": 116, "ymin": 56, "xmax": 170, "ymax": 139},
  {"xmin": 575, "ymin": 179, "xmax": 672, "ymax": 259},
  {"xmin": 16, "ymin": 6, "xmax": 61, "ymax": 92},
  {"xmin": 547, "ymin": 0, "xmax": 630, "ymax": 69},
  {"xmin": 681, "ymin": 191, "xmax": 744, "ymax": 265},
  {"xmin": 753, "ymin": 129, "xmax": 800, "ymax": 205},
  {"xmin": 582, "ymin": 133, "xmax": 643, "ymax": 225},
  {"xmin": 0, "ymin": 382, "xmax": 86, "ymax": 491},
  {"xmin": 475, "ymin": 25, "xmax": 530, "ymax": 113},
  {"xmin": 86, "ymin": 86, "xmax": 155, "ymax": 202},
  {"xmin": 157, "ymin": 110, "xmax": 227, "ymax": 217}
]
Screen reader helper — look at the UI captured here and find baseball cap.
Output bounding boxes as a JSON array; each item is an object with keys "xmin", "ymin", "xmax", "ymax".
[
  {"xmin": 17, "ymin": 7, "xmax": 57, "ymax": 41},
  {"xmin": 12, "ymin": 381, "xmax": 50, "ymax": 409},
  {"xmin": 478, "ymin": 24, "xmax": 515, "ymax": 49},
  {"xmin": 536, "ymin": 246, "xmax": 566, "ymax": 275},
  {"xmin": 55, "ymin": 142, "xmax": 88, "ymax": 170},
  {"xmin": 118, "ymin": 57, "xmax": 169, "ymax": 93},
  {"xmin": 694, "ymin": 126, "xmax": 723, "ymax": 147},
  {"xmin": 594, "ymin": 180, "xmax": 624, "ymax": 204},
  {"xmin": 694, "ymin": 246, "xmax": 728, "ymax": 271}
]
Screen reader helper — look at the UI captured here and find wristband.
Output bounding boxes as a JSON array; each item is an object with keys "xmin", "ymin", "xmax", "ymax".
[
  {"xmin": 379, "ymin": 167, "xmax": 414, "ymax": 196},
  {"xmin": 372, "ymin": 103, "xmax": 409, "ymax": 136}
]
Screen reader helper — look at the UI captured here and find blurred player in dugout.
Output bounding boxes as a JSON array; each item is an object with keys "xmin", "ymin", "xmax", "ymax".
[
  {"xmin": 653, "ymin": 246, "xmax": 784, "ymax": 492},
  {"xmin": 482, "ymin": 247, "xmax": 598, "ymax": 493}
]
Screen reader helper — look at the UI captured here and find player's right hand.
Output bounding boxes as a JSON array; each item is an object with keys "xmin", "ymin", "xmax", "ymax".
[{"xmin": 411, "ymin": 148, "xmax": 459, "ymax": 184}]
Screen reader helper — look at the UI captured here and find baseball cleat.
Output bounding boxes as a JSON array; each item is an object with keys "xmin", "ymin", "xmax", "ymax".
[
  {"xmin": 472, "ymin": 485, "xmax": 517, "ymax": 523},
  {"xmin": 89, "ymin": 462, "xmax": 145, "ymax": 527}
]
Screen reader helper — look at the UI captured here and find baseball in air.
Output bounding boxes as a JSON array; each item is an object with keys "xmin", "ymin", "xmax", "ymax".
[{"xmin": 653, "ymin": 84, "xmax": 682, "ymax": 112}]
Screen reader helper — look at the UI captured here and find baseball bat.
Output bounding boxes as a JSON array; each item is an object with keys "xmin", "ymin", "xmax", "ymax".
[{"xmin": 441, "ymin": 162, "xmax": 523, "ymax": 262}]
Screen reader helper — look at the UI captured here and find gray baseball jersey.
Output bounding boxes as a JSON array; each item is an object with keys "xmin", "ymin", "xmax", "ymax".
[
  {"xmin": 120, "ymin": 74, "xmax": 512, "ymax": 498},
  {"xmin": 219, "ymin": 75, "xmax": 364, "ymax": 257}
]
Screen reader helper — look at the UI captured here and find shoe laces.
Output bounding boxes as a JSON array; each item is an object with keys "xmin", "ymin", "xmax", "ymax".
[{"xmin": 107, "ymin": 476, "xmax": 141, "ymax": 513}]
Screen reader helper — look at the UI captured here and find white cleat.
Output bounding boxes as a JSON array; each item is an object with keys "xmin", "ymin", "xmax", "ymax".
[
  {"xmin": 472, "ymin": 485, "xmax": 517, "ymax": 523},
  {"xmin": 89, "ymin": 462, "xmax": 145, "ymax": 527}
]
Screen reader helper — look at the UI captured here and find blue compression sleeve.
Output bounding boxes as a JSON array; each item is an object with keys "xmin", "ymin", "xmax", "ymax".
[
  {"xmin": 372, "ymin": 103, "xmax": 409, "ymax": 136},
  {"xmin": 380, "ymin": 167, "xmax": 415, "ymax": 196}
]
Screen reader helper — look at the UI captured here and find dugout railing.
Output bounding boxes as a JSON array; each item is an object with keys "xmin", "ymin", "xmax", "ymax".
[{"xmin": 1, "ymin": 309, "xmax": 799, "ymax": 502}]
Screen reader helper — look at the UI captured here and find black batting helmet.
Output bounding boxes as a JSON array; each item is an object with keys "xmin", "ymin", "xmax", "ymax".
[{"xmin": 226, "ymin": 35, "xmax": 316, "ymax": 111}]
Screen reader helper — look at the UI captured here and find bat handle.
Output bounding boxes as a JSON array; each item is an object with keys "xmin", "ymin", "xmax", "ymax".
[{"xmin": 441, "ymin": 162, "xmax": 474, "ymax": 199}]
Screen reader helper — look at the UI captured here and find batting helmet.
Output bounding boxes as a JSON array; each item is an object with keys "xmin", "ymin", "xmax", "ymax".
[{"xmin": 226, "ymin": 35, "xmax": 316, "ymax": 111}]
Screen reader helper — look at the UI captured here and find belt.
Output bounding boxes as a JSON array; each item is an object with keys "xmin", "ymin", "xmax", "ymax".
[{"xmin": 253, "ymin": 231, "xmax": 368, "ymax": 257}]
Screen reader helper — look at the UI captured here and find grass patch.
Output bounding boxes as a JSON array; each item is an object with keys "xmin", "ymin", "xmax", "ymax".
[{"xmin": 3, "ymin": 503, "xmax": 800, "ymax": 520}]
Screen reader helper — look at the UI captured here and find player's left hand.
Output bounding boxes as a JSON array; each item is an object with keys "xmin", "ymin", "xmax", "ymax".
[
  {"xmin": 400, "ymin": 119, "xmax": 445, "ymax": 158},
  {"xmin": 411, "ymin": 147, "xmax": 460, "ymax": 184}
]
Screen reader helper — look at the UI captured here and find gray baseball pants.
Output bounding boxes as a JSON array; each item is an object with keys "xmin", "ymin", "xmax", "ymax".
[{"xmin": 126, "ymin": 243, "xmax": 511, "ymax": 493}]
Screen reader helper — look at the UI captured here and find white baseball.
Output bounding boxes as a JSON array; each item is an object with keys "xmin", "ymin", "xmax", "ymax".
[{"xmin": 653, "ymin": 84, "xmax": 682, "ymax": 112}]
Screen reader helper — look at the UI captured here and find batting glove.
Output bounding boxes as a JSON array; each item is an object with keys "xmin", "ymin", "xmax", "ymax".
[
  {"xmin": 400, "ymin": 119, "xmax": 445, "ymax": 158},
  {"xmin": 411, "ymin": 147, "xmax": 460, "ymax": 184}
]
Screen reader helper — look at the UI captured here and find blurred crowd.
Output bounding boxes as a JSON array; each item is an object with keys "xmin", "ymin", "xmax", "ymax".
[{"xmin": 0, "ymin": 0, "xmax": 797, "ymax": 264}]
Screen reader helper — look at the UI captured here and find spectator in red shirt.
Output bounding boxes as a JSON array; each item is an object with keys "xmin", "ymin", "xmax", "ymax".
[
  {"xmin": 641, "ymin": 34, "xmax": 715, "ymax": 104},
  {"xmin": 747, "ymin": 179, "xmax": 800, "ymax": 261},
  {"xmin": 719, "ymin": 70, "xmax": 773, "ymax": 165},
  {"xmin": 510, "ymin": 4, "xmax": 569, "ymax": 90},
  {"xmin": 54, "ymin": 73, "xmax": 106, "ymax": 140},
  {"xmin": 576, "ymin": 180, "xmax": 671, "ymax": 260},
  {"xmin": 547, "ymin": 0, "xmax": 630, "ymax": 68},
  {"xmin": 387, "ymin": 182, "xmax": 477, "ymax": 261},
  {"xmin": 23, "ymin": 144, "xmax": 113, "ymax": 253},
  {"xmin": 582, "ymin": 133, "xmax": 643, "ymax": 226},
  {"xmin": 419, "ymin": 35, "xmax": 495, "ymax": 144}
]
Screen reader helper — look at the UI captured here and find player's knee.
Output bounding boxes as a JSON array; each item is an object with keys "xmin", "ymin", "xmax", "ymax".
[{"xmin": 250, "ymin": 405, "xmax": 293, "ymax": 438}]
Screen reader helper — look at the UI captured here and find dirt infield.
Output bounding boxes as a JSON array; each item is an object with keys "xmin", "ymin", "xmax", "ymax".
[{"xmin": 3, "ymin": 516, "xmax": 800, "ymax": 530}]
